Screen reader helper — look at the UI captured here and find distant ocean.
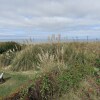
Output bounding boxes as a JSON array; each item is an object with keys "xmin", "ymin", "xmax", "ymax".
[{"xmin": 0, "ymin": 38, "xmax": 100, "ymax": 43}]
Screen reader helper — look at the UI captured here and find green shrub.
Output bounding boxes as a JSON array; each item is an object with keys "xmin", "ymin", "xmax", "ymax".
[
  {"xmin": 0, "ymin": 41, "xmax": 21, "ymax": 54},
  {"xmin": 95, "ymin": 57, "xmax": 100, "ymax": 68},
  {"xmin": 58, "ymin": 63, "xmax": 94, "ymax": 94}
]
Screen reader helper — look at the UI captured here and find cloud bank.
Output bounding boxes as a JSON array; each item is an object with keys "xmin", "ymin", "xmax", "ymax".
[{"xmin": 0, "ymin": 0, "xmax": 100, "ymax": 39}]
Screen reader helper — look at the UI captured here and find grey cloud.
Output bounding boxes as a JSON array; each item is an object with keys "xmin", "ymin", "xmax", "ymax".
[{"xmin": 0, "ymin": 0, "xmax": 100, "ymax": 33}]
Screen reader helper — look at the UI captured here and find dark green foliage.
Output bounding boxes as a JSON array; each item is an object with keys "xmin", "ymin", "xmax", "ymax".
[
  {"xmin": 0, "ymin": 41, "xmax": 21, "ymax": 54},
  {"xmin": 95, "ymin": 56, "xmax": 100, "ymax": 68},
  {"xmin": 58, "ymin": 63, "xmax": 94, "ymax": 94}
]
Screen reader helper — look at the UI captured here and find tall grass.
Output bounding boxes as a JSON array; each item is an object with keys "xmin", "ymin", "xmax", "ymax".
[
  {"xmin": 0, "ymin": 41, "xmax": 100, "ymax": 99},
  {"xmin": 0, "ymin": 42, "xmax": 22, "ymax": 67},
  {"xmin": 10, "ymin": 42, "xmax": 100, "ymax": 71},
  {"xmin": 0, "ymin": 49, "xmax": 15, "ymax": 67},
  {"xmin": 11, "ymin": 45, "xmax": 40, "ymax": 71}
]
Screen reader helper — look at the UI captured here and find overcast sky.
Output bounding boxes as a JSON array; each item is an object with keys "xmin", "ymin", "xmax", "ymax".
[{"xmin": 0, "ymin": 0, "xmax": 100, "ymax": 40}]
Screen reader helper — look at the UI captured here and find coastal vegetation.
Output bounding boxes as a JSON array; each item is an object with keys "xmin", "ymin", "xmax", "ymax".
[{"xmin": 0, "ymin": 41, "xmax": 100, "ymax": 100}]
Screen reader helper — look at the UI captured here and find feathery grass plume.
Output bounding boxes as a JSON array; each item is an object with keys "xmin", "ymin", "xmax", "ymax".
[
  {"xmin": 37, "ymin": 47, "xmax": 67, "ymax": 73},
  {"xmin": 37, "ymin": 49, "xmax": 55, "ymax": 72}
]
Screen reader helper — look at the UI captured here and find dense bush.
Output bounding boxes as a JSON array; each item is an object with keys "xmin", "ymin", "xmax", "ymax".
[{"xmin": 0, "ymin": 41, "xmax": 21, "ymax": 54}]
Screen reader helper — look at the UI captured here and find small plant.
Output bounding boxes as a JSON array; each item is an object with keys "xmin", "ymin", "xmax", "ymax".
[
  {"xmin": 95, "ymin": 57, "xmax": 100, "ymax": 69},
  {"xmin": 40, "ymin": 75, "xmax": 52, "ymax": 100}
]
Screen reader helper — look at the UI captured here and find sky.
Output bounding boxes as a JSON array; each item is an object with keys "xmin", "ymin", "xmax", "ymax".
[{"xmin": 0, "ymin": 0, "xmax": 100, "ymax": 40}]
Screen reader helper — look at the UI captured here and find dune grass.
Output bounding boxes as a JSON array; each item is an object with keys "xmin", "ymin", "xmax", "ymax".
[{"xmin": 0, "ymin": 41, "xmax": 100, "ymax": 99}]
